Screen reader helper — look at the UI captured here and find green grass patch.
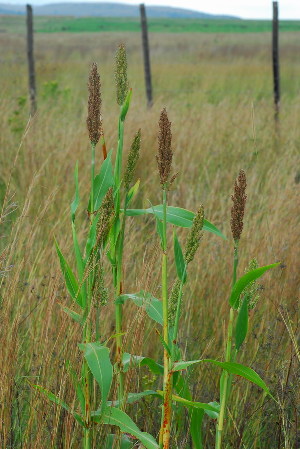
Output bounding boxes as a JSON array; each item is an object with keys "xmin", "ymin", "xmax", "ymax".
[{"xmin": 1, "ymin": 15, "xmax": 300, "ymax": 34}]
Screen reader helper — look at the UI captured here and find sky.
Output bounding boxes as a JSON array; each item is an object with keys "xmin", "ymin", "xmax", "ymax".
[{"xmin": 6, "ymin": 0, "xmax": 300, "ymax": 19}]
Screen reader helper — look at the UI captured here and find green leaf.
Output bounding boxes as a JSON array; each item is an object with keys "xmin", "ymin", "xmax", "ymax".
[
  {"xmin": 91, "ymin": 150, "xmax": 114, "ymax": 212},
  {"xmin": 122, "ymin": 353, "xmax": 163, "ymax": 375},
  {"xmin": 173, "ymin": 359, "xmax": 272, "ymax": 396},
  {"xmin": 205, "ymin": 402, "xmax": 220, "ymax": 419},
  {"xmin": 117, "ymin": 291, "xmax": 163, "ymax": 326},
  {"xmin": 120, "ymin": 89, "xmax": 132, "ymax": 122},
  {"xmin": 190, "ymin": 408, "xmax": 204, "ymax": 449},
  {"xmin": 55, "ymin": 240, "xmax": 83, "ymax": 308},
  {"xmin": 125, "ymin": 179, "xmax": 140, "ymax": 207},
  {"xmin": 79, "ymin": 342, "xmax": 113, "ymax": 414},
  {"xmin": 125, "ymin": 205, "xmax": 225, "ymax": 239},
  {"xmin": 61, "ymin": 306, "xmax": 84, "ymax": 325},
  {"xmin": 229, "ymin": 262, "xmax": 280, "ymax": 309},
  {"xmin": 71, "ymin": 162, "xmax": 79, "ymax": 223},
  {"xmin": 156, "ymin": 391, "xmax": 219, "ymax": 414},
  {"xmin": 173, "ymin": 231, "xmax": 187, "ymax": 283},
  {"xmin": 105, "ymin": 434, "xmax": 133, "ymax": 449},
  {"xmin": 33, "ymin": 384, "xmax": 84, "ymax": 426},
  {"xmin": 235, "ymin": 295, "xmax": 249, "ymax": 351},
  {"xmin": 93, "ymin": 390, "xmax": 159, "ymax": 410},
  {"xmin": 93, "ymin": 407, "xmax": 159, "ymax": 449}
]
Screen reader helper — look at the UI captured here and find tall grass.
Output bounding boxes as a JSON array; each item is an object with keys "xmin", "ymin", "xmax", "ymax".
[{"xmin": 0, "ymin": 32, "xmax": 299, "ymax": 448}]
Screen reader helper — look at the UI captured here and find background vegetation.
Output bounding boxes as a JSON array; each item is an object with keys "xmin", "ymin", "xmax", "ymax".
[
  {"xmin": 1, "ymin": 15, "xmax": 300, "ymax": 34},
  {"xmin": 0, "ymin": 27, "xmax": 299, "ymax": 448}
]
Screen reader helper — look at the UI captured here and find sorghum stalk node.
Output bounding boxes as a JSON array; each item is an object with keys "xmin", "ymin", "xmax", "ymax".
[{"xmin": 87, "ymin": 62, "xmax": 102, "ymax": 145}]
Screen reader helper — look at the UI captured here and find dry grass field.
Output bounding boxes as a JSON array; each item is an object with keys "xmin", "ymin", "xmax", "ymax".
[{"xmin": 0, "ymin": 30, "xmax": 299, "ymax": 448}]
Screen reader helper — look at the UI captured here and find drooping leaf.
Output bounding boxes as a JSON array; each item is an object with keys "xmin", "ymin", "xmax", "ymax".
[
  {"xmin": 173, "ymin": 231, "xmax": 187, "ymax": 283},
  {"xmin": 93, "ymin": 407, "xmax": 159, "ymax": 449},
  {"xmin": 117, "ymin": 291, "xmax": 163, "ymax": 326},
  {"xmin": 91, "ymin": 150, "xmax": 114, "ymax": 212},
  {"xmin": 71, "ymin": 162, "xmax": 79, "ymax": 223},
  {"xmin": 33, "ymin": 384, "xmax": 84, "ymax": 426},
  {"xmin": 229, "ymin": 262, "xmax": 280, "ymax": 309},
  {"xmin": 55, "ymin": 240, "xmax": 83, "ymax": 308},
  {"xmin": 93, "ymin": 390, "xmax": 159, "ymax": 410},
  {"xmin": 173, "ymin": 359, "xmax": 272, "ymax": 396},
  {"xmin": 122, "ymin": 353, "xmax": 163, "ymax": 375},
  {"xmin": 125, "ymin": 205, "xmax": 225, "ymax": 239},
  {"xmin": 235, "ymin": 295, "xmax": 249, "ymax": 351},
  {"xmin": 156, "ymin": 391, "xmax": 219, "ymax": 414},
  {"xmin": 61, "ymin": 305, "xmax": 84, "ymax": 325},
  {"xmin": 79, "ymin": 342, "xmax": 113, "ymax": 414}
]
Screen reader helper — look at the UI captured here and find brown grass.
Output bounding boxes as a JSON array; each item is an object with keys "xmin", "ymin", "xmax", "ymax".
[{"xmin": 0, "ymin": 30, "xmax": 299, "ymax": 448}]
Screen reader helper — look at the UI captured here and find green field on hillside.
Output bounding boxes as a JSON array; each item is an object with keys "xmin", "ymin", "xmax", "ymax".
[{"xmin": 1, "ymin": 15, "xmax": 300, "ymax": 34}]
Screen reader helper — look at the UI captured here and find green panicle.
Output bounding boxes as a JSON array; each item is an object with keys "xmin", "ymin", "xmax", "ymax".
[
  {"xmin": 96, "ymin": 188, "xmax": 114, "ymax": 250},
  {"xmin": 240, "ymin": 258, "xmax": 262, "ymax": 310},
  {"xmin": 124, "ymin": 129, "xmax": 141, "ymax": 191},
  {"xmin": 93, "ymin": 262, "xmax": 108, "ymax": 307},
  {"xmin": 115, "ymin": 44, "xmax": 129, "ymax": 106},
  {"xmin": 168, "ymin": 279, "xmax": 181, "ymax": 325},
  {"xmin": 184, "ymin": 205, "xmax": 204, "ymax": 264}
]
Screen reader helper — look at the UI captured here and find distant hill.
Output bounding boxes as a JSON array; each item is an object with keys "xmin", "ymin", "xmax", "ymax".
[{"xmin": 0, "ymin": 2, "xmax": 239, "ymax": 18}]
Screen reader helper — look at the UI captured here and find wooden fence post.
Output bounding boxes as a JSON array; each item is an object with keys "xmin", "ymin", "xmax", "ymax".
[
  {"xmin": 272, "ymin": 1, "xmax": 280, "ymax": 121},
  {"xmin": 26, "ymin": 4, "xmax": 36, "ymax": 116},
  {"xmin": 140, "ymin": 3, "xmax": 153, "ymax": 108}
]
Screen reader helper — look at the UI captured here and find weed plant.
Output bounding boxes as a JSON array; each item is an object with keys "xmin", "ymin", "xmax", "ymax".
[{"xmin": 31, "ymin": 45, "xmax": 284, "ymax": 449}]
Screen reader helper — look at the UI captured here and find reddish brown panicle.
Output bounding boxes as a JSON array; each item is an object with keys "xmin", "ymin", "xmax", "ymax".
[
  {"xmin": 87, "ymin": 62, "xmax": 102, "ymax": 145},
  {"xmin": 230, "ymin": 169, "xmax": 247, "ymax": 241},
  {"xmin": 157, "ymin": 108, "xmax": 173, "ymax": 185}
]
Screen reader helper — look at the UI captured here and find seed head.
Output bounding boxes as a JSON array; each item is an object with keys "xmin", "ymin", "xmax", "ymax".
[
  {"xmin": 96, "ymin": 188, "xmax": 114, "ymax": 249},
  {"xmin": 240, "ymin": 258, "xmax": 262, "ymax": 310},
  {"xmin": 231, "ymin": 170, "xmax": 247, "ymax": 241},
  {"xmin": 124, "ymin": 129, "xmax": 141, "ymax": 191},
  {"xmin": 87, "ymin": 62, "xmax": 102, "ymax": 145},
  {"xmin": 184, "ymin": 206, "xmax": 204, "ymax": 264},
  {"xmin": 115, "ymin": 44, "xmax": 129, "ymax": 106},
  {"xmin": 93, "ymin": 262, "xmax": 108, "ymax": 307},
  {"xmin": 168, "ymin": 279, "xmax": 181, "ymax": 325},
  {"xmin": 157, "ymin": 108, "xmax": 173, "ymax": 185}
]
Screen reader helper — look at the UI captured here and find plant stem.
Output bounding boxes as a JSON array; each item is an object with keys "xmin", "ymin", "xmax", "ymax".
[
  {"xmin": 114, "ymin": 111, "xmax": 125, "ymax": 407},
  {"xmin": 82, "ymin": 142, "xmax": 96, "ymax": 449},
  {"xmin": 83, "ymin": 428, "xmax": 91, "ymax": 449},
  {"xmin": 90, "ymin": 143, "xmax": 95, "ymax": 219},
  {"xmin": 215, "ymin": 242, "xmax": 239, "ymax": 449},
  {"xmin": 160, "ymin": 186, "xmax": 173, "ymax": 449},
  {"xmin": 171, "ymin": 263, "xmax": 187, "ymax": 360}
]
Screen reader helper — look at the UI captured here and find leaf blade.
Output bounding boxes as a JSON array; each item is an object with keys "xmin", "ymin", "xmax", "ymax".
[
  {"xmin": 229, "ymin": 262, "xmax": 280, "ymax": 309},
  {"xmin": 93, "ymin": 407, "xmax": 159, "ymax": 449},
  {"xmin": 125, "ymin": 205, "xmax": 226, "ymax": 239},
  {"xmin": 79, "ymin": 342, "xmax": 113, "ymax": 414}
]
